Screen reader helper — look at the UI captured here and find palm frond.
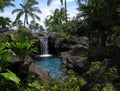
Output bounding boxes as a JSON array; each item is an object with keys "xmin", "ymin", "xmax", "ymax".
[
  {"xmin": 30, "ymin": 13, "xmax": 40, "ymax": 21},
  {"xmin": 30, "ymin": 7, "xmax": 42, "ymax": 13},
  {"xmin": 20, "ymin": 3, "xmax": 24, "ymax": 8},
  {"xmin": 60, "ymin": 0, "xmax": 63, "ymax": 5},
  {"xmin": 14, "ymin": 12, "xmax": 24, "ymax": 22},
  {"xmin": 47, "ymin": 0, "xmax": 52, "ymax": 6},
  {"xmin": 12, "ymin": 0, "xmax": 41, "ymax": 27},
  {"xmin": 12, "ymin": 9, "xmax": 23, "ymax": 14},
  {"xmin": 3, "ymin": 0, "xmax": 15, "ymax": 7}
]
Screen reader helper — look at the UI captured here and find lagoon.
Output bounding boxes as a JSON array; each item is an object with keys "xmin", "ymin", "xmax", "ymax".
[{"xmin": 35, "ymin": 57, "xmax": 66, "ymax": 80}]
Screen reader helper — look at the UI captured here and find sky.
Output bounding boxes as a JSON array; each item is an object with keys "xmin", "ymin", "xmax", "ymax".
[{"xmin": 0, "ymin": 0, "xmax": 79, "ymax": 28}]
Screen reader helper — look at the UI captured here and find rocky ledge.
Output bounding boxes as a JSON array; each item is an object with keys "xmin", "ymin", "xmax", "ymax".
[
  {"xmin": 48, "ymin": 32, "xmax": 90, "ymax": 74},
  {"xmin": 9, "ymin": 56, "xmax": 50, "ymax": 82}
]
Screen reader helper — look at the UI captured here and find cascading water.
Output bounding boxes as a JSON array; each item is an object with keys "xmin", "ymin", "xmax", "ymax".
[
  {"xmin": 38, "ymin": 35, "xmax": 52, "ymax": 57},
  {"xmin": 39, "ymin": 36, "xmax": 48, "ymax": 54},
  {"xmin": 36, "ymin": 35, "xmax": 66, "ymax": 80}
]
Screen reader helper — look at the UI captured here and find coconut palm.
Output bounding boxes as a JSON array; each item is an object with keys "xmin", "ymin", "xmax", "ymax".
[
  {"xmin": 44, "ymin": 8, "xmax": 67, "ymax": 32},
  {"xmin": 45, "ymin": 8, "xmax": 66, "ymax": 28},
  {"xmin": 47, "ymin": 0, "xmax": 83, "ymax": 23},
  {"xmin": 47, "ymin": 0, "xmax": 68, "ymax": 23},
  {"xmin": 0, "ymin": 17, "xmax": 11, "ymax": 30},
  {"xmin": 0, "ymin": 0, "xmax": 15, "ymax": 12},
  {"xmin": 12, "ymin": 0, "xmax": 41, "ymax": 27}
]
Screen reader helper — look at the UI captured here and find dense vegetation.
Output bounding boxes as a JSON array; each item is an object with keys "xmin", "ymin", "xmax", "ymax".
[{"xmin": 0, "ymin": 0, "xmax": 120, "ymax": 91}]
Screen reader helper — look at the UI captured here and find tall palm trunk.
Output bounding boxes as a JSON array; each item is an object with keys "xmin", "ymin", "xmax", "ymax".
[
  {"xmin": 64, "ymin": 0, "xmax": 67, "ymax": 23},
  {"xmin": 24, "ymin": 13, "xmax": 28, "ymax": 27},
  {"xmin": 24, "ymin": 14, "xmax": 26, "ymax": 27}
]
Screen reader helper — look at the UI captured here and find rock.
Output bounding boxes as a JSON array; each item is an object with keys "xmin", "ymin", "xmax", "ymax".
[
  {"xmin": 62, "ymin": 55, "xmax": 89, "ymax": 74},
  {"xmin": 28, "ymin": 63, "xmax": 50, "ymax": 82},
  {"xmin": 79, "ymin": 36, "xmax": 89, "ymax": 47},
  {"xmin": 23, "ymin": 56, "xmax": 34, "ymax": 65},
  {"xmin": 48, "ymin": 32, "xmax": 64, "ymax": 54},
  {"xmin": 48, "ymin": 32, "xmax": 89, "ymax": 55},
  {"xmin": 9, "ymin": 56, "xmax": 50, "ymax": 82},
  {"xmin": 10, "ymin": 56, "xmax": 20, "ymax": 62},
  {"xmin": 70, "ymin": 44, "xmax": 88, "ymax": 56},
  {"xmin": 0, "ymin": 30, "xmax": 17, "ymax": 38},
  {"xmin": 23, "ymin": 56, "xmax": 50, "ymax": 82},
  {"xmin": 60, "ymin": 41, "xmax": 89, "ymax": 74},
  {"xmin": 61, "ymin": 51, "xmax": 89, "ymax": 74},
  {"xmin": 32, "ymin": 33, "xmax": 44, "ymax": 39}
]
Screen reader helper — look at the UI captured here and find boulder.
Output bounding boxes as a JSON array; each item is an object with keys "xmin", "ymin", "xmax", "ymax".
[
  {"xmin": 23, "ymin": 56, "xmax": 50, "ymax": 82},
  {"xmin": 48, "ymin": 32, "xmax": 66, "ymax": 54},
  {"xmin": 28, "ymin": 63, "xmax": 50, "ymax": 82},
  {"xmin": 23, "ymin": 56, "xmax": 34, "ymax": 65},
  {"xmin": 48, "ymin": 32, "xmax": 89, "ymax": 55},
  {"xmin": 79, "ymin": 36, "xmax": 89, "ymax": 47},
  {"xmin": 69, "ymin": 44, "xmax": 88, "ymax": 56},
  {"xmin": 10, "ymin": 56, "xmax": 20, "ymax": 62},
  {"xmin": 9, "ymin": 56, "xmax": 50, "ymax": 82},
  {"xmin": 61, "ymin": 51, "xmax": 89, "ymax": 74},
  {"xmin": 60, "ymin": 40, "xmax": 89, "ymax": 74}
]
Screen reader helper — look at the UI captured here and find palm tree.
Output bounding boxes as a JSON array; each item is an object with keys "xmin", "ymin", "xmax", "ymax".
[
  {"xmin": 47, "ymin": 0, "xmax": 82, "ymax": 23},
  {"xmin": 44, "ymin": 8, "xmax": 66, "ymax": 31},
  {"xmin": 0, "ymin": 0, "xmax": 15, "ymax": 12},
  {"xmin": 47, "ymin": 0, "xmax": 68, "ymax": 23},
  {"xmin": 45, "ymin": 8, "xmax": 66, "ymax": 26},
  {"xmin": 13, "ymin": 20, "xmax": 23, "ymax": 29},
  {"xmin": 12, "ymin": 0, "xmax": 41, "ymax": 27}
]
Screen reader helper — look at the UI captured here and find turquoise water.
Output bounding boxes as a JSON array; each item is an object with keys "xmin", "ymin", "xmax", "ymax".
[{"xmin": 35, "ymin": 57, "xmax": 66, "ymax": 80}]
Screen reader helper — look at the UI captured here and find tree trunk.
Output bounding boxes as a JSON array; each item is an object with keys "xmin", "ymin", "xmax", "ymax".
[
  {"xmin": 99, "ymin": 31, "xmax": 107, "ymax": 46},
  {"xmin": 24, "ymin": 15, "xmax": 26, "ymax": 27},
  {"xmin": 64, "ymin": 0, "xmax": 67, "ymax": 24}
]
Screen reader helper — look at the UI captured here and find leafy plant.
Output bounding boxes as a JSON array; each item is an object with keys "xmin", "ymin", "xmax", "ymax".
[
  {"xmin": 0, "ymin": 69, "xmax": 20, "ymax": 85},
  {"xmin": 86, "ymin": 61, "xmax": 102, "ymax": 76},
  {"xmin": 0, "ymin": 17, "xmax": 11, "ymax": 30},
  {"xmin": 60, "ymin": 31, "xmax": 71, "ymax": 39},
  {"xmin": 102, "ymin": 84, "xmax": 116, "ymax": 91},
  {"xmin": 111, "ymin": 26, "xmax": 120, "ymax": 46},
  {"xmin": 0, "ymin": 0, "xmax": 14, "ymax": 12},
  {"xmin": 10, "ymin": 30, "xmax": 37, "ymax": 61},
  {"xmin": 0, "ymin": 37, "xmax": 20, "ymax": 90},
  {"xmin": 0, "ymin": 40, "xmax": 15, "ymax": 68}
]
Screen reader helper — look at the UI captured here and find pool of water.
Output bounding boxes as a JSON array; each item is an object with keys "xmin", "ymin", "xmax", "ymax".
[{"xmin": 35, "ymin": 57, "xmax": 66, "ymax": 80}]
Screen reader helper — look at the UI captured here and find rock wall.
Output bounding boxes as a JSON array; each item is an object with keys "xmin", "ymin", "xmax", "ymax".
[{"xmin": 48, "ymin": 32, "xmax": 90, "ymax": 74}]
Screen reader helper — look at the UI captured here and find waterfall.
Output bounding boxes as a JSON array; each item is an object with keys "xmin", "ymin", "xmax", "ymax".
[
  {"xmin": 38, "ymin": 35, "xmax": 52, "ymax": 57},
  {"xmin": 39, "ymin": 36, "xmax": 48, "ymax": 55}
]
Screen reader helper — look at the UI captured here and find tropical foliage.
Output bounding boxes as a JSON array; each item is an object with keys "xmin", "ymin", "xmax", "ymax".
[
  {"xmin": 77, "ymin": 0, "xmax": 120, "ymax": 46},
  {"xmin": 47, "ymin": 0, "xmax": 67, "ymax": 23},
  {"xmin": 47, "ymin": 0, "xmax": 80, "ymax": 23},
  {"xmin": 9, "ymin": 29, "xmax": 37, "ymax": 61},
  {"xmin": 0, "ymin": 0, "xmax": 120, "ymax": 90},
  {"xmin": 45, "ymin": 8, "xmax": 66, "ymax": 32},
  {"xmin": 0, "ymin": 0, "xmax": 14, "ymax": 11},
  {"xmin": 0, "ymin": 37, "xmax": 20, "ymax": 91},
  {"xmin": 12, "ymin": 0, "xmax": 41, "ymax": 26},
  {"xmin": 29, "ymin": 20, "xmax": 44, "ymax": 33},
  {"xmin": 0, "ymin": 16, "xmax": 12, "ymax": 30}
]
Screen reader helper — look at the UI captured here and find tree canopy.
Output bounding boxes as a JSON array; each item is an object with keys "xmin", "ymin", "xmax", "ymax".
[{"xmin": 12, "ymin": 0, "xmax": 41, "ymax": 27}]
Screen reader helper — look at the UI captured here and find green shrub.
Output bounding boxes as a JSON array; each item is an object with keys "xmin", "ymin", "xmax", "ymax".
[
  {"xmin": 0, "ymin": 38, "xmax": 20, "ymax": 91},
  {"xmin": 9, "ymin": 30, "xmax": 37, "ymax": 61}
]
